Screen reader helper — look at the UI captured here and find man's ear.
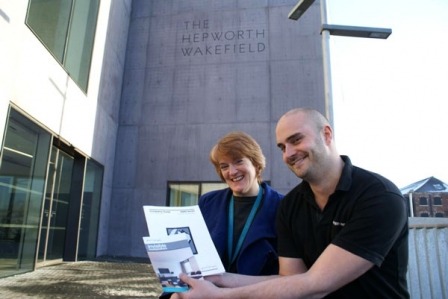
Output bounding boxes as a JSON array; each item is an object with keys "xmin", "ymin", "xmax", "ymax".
[{"xmin": 323, "ymin": 125, "xmax": 333, "ymax": 145}]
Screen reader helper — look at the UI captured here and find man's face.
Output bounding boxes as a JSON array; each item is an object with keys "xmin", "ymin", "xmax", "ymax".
[{"xmin": 275, "ymin": 112, "xmax": 327, "ymax": 181}]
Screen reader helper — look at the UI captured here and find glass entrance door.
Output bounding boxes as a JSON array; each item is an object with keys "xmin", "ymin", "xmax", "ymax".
[
  {"xmin": 0, "ymin": 109, "xmax": 51, "ymax": 277},
  {"xmin": 37, "ymin": 147, "xmax": 74, "ymax": 265}
]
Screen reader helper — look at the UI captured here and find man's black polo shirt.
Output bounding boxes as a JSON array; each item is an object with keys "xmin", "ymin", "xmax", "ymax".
[{"xmin": 277, "ymin": 156, "xmax": 409, "ymax": 298}]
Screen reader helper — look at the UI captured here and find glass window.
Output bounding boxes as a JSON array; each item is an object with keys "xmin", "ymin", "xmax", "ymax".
[
  {"xmin": 435, "ymin": 212, "xmax": 445, "ymax": 218},
  {"xmin": 169, "ymin": 183, "xmax": 200, "ymax": 206},
  {"xmin": 0, "ymin": 108, "xmax": 51, "ymax": 278},
  {"xmin": 0, "ymin": 107, "xmax": 104, "ymax": 276},
  {"xmin": 77, "ymin": 159, "xmax": 103, "ymax": 260},
  {"xmin": 168, "ymin": 182, "xmax": 227, "ymax": 206},
  {"xmin": 433, "ymin": 197, "xmax": 442, "ymax": 206},
  {"xmin": 420, "ymin": 212, "xmax": 429, "ymax": 217},
  {"xmin": 419, "ymin": 197, "xmax": 428, "ymax": 206},
  {"xmin": 25, "ymin": 0, "xmax": 100, "ymax": 92}
]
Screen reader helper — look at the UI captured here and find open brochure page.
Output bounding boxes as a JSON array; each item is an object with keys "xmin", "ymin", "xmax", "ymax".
[{"xmin": 142, "ymin": 205, "xmax": 225, "ymax": 293}]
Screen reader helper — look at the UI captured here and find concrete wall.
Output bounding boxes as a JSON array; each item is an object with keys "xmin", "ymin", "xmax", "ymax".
[
  {"xmin": 110, "ymin": 0, "xmax": 326, "ymax": 257},
  {"xmin": 93, "ymin": 0, "xmax": 133, "ymax": 257}
]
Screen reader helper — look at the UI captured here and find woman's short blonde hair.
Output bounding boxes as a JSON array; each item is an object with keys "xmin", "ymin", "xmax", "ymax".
[{"xmin": 210, "ymin": 131, "xmax": 266, "ymax": 183}]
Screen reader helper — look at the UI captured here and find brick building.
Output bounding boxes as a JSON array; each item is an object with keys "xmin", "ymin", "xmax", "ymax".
[{"xmin": 401, "ymin": 177, "xmax": 448, "ymax": 218}]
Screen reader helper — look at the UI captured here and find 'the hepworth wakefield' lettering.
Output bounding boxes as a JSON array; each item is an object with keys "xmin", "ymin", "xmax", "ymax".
[
  {"xmin": 180, "ymin": 19, "xmax": 267, "ymax": 57},
  {"xmin": 181, "ymin": 43, "xmax": 266, "ymax": 56},
  {"xmin": 182, "ymin": 29, "xmax": 265, "ymax": 43}
]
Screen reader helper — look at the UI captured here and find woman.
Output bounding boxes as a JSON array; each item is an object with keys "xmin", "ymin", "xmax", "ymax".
[{"xmin": 199, "ymin": 131, "xmax": 283, "ymax": 275}]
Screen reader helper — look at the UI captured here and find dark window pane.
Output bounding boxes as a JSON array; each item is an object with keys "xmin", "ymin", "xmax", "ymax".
[
  {"xmin": 419, "ymin": 197, "xmax": 428, "ymax": 205},
  {"xmin": 26, "ymin": 0, "xmax": 72, "ymax": 62},
  {"xmin": 433, "ymin": 197, "xmax": 442, "ymax": 206},
  {"xmin": 64, "ymin": 0, "xmax": 100, "ymax": 90},
  {"xmin": 77, "ymin": 160, "xmax": 103, "ymax": 260},
  {"xmin": 26, "ymin": 0, "xmax": 100, "ymax": 92}
]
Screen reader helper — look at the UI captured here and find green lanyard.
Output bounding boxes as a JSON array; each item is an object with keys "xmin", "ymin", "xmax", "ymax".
[{"xmin": 227, "ymin": 187, "xmax": 263, "ymax": 266}]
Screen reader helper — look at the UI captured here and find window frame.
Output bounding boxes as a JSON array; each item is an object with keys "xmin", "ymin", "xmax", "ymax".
[
  {"xmin": 167, "ymin": 181, "xmax": 228, "ymax": 207},
  {"xmin": 25, "ymin": 0, "xmax": 100, "ymax": 92}
]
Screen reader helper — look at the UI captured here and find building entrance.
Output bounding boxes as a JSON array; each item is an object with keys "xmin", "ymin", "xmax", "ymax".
[
  {"xmin": 0, "ymin": 108, "xmax": 51, "ymax": 277},
  {"xmin": 37, "ymin": 147, "xmax": 74, "ymax": 266},
  {"xmin": 0, "ymin": 107, "xmax": 104, "ymax": 278}
]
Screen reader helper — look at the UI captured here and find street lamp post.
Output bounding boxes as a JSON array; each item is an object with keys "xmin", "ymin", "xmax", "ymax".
[
  {"xmin": 288, "ymin": 0, "xmax": 392, "ymax": 127},
  {"xmin": 320, "ymin": 0, "xmax": 333, "ymax": 127}
]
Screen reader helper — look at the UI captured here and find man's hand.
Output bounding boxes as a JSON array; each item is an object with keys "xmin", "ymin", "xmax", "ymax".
[{"xmin": 171, "ymin": 273, "xmax": 224, "ymax": 299}]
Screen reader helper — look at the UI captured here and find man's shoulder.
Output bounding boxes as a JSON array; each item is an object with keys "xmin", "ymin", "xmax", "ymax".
[
  {"xmin": 283, "ymin": 181, "xmax": 304, "ymax": 195},
  {"xmin": 351, "ymin": 165, "xmax": 402, "ymax": 195},
  {"xmin": 280, "ymin": 182, "xmax": 309, "ymax": 206},
  {"xmin": 340, "ymin": 155, "xmax": 401, "ymax": 195}
]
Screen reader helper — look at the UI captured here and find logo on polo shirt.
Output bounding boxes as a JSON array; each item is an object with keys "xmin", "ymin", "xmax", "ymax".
[{"xmin": 332, "ymin": 221, "xmax": 346, "ymax": 227}]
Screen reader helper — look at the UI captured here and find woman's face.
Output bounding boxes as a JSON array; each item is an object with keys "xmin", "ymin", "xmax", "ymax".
[{"xmin": 218, "ymin": 156, "xmax": 259, "ymax": 197}]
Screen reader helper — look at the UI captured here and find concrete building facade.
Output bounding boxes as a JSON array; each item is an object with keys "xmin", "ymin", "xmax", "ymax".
[
  {"xmin": 0, "ymin": 0, "xmax": 325, "ymax": 277},
  {"xmin": 111, "ymin": 0, "xmax": 325, "ymax": 258}
]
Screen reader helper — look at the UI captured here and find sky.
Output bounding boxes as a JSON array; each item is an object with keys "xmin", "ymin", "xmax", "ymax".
[{"xmin": 323, "ymin": 0, "xmax": 448, "ymax": 188}]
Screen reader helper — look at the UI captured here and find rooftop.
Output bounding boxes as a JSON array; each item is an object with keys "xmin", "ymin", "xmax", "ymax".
[{"xmin": 401, "ymin": 176, "xmax": 448, "ymax": 194}]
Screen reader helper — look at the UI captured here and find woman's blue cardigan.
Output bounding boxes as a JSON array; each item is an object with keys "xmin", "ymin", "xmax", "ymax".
[{"xmin": 199, "ymin": 182, "xmax": 283, "ymax": 275}]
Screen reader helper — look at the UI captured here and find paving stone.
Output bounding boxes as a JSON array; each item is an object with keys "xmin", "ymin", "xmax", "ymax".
[{"xmin": 0, "ymin": 261, "xmax": 162, "ymax": 298}]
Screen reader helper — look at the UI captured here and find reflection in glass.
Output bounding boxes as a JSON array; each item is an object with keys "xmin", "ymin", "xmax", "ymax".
[
  {"xmin": 0, "ymin": 108, "xmax": 104, "ymax": 276},
  {"xmin": 25, "ymin": 0, "xmax": 100, "ymax": 91},
  {"xmin": 168, "ymin": 183, "xmax": 227, "ymax": 206},
  {"xmin": 25, "ymin": 0, "xmax": 72, "ymax": 62},
  {"xmin": 0, "ymin": 109, "xmax": 51, "ymax": 278},
  {"xmin": 38, "ymin": 148, "xmax": 73, "ymax": 263}
]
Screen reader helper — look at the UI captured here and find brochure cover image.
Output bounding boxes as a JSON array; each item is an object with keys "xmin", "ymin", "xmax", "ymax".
[
  {"xmin": 143, "ymin": 205, "xmax": 225, "ymax": 293},
  {"xmin": 143, "ymin": 234, "xmax": 201, "ymax": 292}
]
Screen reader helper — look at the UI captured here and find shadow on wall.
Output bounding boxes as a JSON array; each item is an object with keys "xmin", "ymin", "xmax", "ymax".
[{"xmin": 0, "ymin": 9, "xmax": 10, "ymax": 22}]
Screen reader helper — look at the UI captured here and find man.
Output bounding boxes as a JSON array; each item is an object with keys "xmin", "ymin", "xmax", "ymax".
[{"xmin": 172, "ymin": 108, "xmax": 409, "ymax": 299}]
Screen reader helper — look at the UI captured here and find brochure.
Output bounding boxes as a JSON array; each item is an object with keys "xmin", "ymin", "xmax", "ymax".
[{"xmin": 142, "ymin": 205, "xmax": 225, "ymax": 293}]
